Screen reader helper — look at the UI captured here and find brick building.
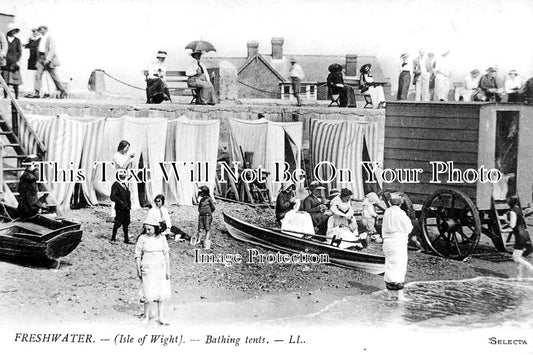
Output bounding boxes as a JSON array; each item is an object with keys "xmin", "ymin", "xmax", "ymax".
[{"xmin": 204, "ymin": 37, "xmax": 390, "ymax": 101}]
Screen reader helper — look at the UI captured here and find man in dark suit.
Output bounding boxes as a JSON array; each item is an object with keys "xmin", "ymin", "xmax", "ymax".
[{"xmin": 110, "ymin": 175, "xmax": 132, "ymax": 244}]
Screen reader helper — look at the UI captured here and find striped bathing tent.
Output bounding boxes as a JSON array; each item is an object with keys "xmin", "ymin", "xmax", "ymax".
[
  {"xmin": 309, "ymin": 118, "xmax": 384, "ymax": 198},
  {"xmin": 19, "ymin": 114, "xmax": 219, "ymax": 210}
]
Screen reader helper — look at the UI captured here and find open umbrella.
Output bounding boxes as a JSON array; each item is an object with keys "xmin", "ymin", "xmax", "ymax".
[{"xmin": 185, "ymin": 40, "xmax": 216, "ymax": 53}]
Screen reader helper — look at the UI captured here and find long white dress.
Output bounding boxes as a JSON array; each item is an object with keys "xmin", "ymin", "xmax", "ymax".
[
  {"xmin": 382, "ymin": 205, "xmax": 413, "ymax": 287},
  {"xmin": 327, "ymin": 196, "xmax": 360, "ymax": 249},
  {"xmin": 135, "ymin": 234, "xmax": 171, "ymax": 302},
  {"xmin": 434, "ymin": 56, "xmax": 450, "ymax": 101}
]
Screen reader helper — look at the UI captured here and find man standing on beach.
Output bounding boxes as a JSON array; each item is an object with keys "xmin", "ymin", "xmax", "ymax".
[
  {"xmin": 413, "ymin": 49, "xmax": 432, "ymax": 101},
  {"xmin": 110, "ymin": 172, "xmax": 132, "ymax": 244}
]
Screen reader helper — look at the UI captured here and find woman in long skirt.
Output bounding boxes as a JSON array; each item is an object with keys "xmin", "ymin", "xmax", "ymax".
[
  {"xmin": 1, "ymin": 24, "xmax": 23, "ymax": 99},
  {"xmin": 381, "ymin": 193, "xmax": 413, "ymax": 301},
  {"xmin": 135, "ymin": 216, "xmax": 171, "ymax": 325}
]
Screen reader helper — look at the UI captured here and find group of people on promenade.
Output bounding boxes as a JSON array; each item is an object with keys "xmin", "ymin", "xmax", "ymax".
[
  {"xmin": 0, "ymin": 24, "xmax": 68, "ymax": 99},
  {"xmin": 144, "ymin": 49, "xmax": 217, "ymax": 105},
  {"xmin": 397, "ymin": 49, "xmax": 533, "ymax": 103}
]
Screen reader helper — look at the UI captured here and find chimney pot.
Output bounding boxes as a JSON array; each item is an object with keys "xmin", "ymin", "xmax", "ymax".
[
  {"xmin": 247, "ymin": 41, "xmax": 259, "ymax": 58},
  {"xmin": 271, "ymin": 37, "xmax": 284, "ymax": 60},
  {"xmin": 345, "ymin": 54, "xmax": 358, "ymax": 77}
]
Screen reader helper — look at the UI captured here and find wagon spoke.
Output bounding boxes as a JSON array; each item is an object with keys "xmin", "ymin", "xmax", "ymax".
[
  {"xmin": 458, "ymin": 230, "xmax": 473, "ymax": 243},
  {"xmin": 451, "ymin": 232, "xmax": 463, "ymax": 257}
]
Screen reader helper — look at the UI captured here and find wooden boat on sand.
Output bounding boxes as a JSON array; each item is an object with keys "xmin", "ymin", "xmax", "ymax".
[
  {"xmin": 0, "ymin": 204, "xmax": 82, "ymax": 267},
  {"xmin": 223, "ymin": 213, "xmax": 385, "ymax": 275}
]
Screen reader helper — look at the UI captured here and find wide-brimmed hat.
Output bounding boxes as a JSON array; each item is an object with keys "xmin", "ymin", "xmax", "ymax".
[
  {"xmin": 307, "ymin": 181, "xmax": 325, "ymax": 191},
  {"xmin": 23, "ymin": 154, "xmax": 39, "ymax": 164},
  {"xmin": 281, "ymin": 181, "xmax": 295, "ymax": 191},
  {"xmin": 470, "ymin": 69, "xmax": 480, "ymax": 75},
  {"xmin": 400, "ymin": 53, "xmax": 409, "ymax": 59},
  {"xmin": 486, "ymin": 67, "xmax": 496, "ymax": 73},
  {"xmin": 360, "ymin": 63, "xmax": 371, "ymax": 74},
  {"xmin": 509, "ymin": 69, "xmax": 518, "ymax": 75},
  {"xmin": 156, "ymin": 50, "xmax": 167, "ymax": 59},
  {"xmin": 143, "ymin": 215, "xmax": 160, "ymax": 227},
  {"xmin": 340, "ymin": 188, "xmax": 353, "ymax": 198},
  {"xmin": 6, "ymin": 23, "xmax": 20, "ymax": 34},
  {"xmin": 290, "ymin": 57, "xmax": 296, "ymax": 63}
]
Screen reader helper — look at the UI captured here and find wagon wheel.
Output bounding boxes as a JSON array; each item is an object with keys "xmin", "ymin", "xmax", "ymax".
[{"xmin": 420, "ymin": 188, "xmax": 481, "ymax": 260}]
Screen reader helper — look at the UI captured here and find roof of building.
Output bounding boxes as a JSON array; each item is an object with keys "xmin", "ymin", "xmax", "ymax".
[{"xmin": 204, "ymin": 53, "xmax": 387, "ymax": 83}]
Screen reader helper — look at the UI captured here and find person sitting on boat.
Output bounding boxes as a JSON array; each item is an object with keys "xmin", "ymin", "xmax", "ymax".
[
  {"xmin": 362, "ymin": 192, "xmax": 381, "ymax": 243},
  {"xmin": 280, "ymin": 199, "xmax": 315, "ymax": 236},
  {"xmin": 275, "ymin": 182, "xmax": 297, "ymax": 223},
  {"xmin": 301, "ymin": 181, "xmax": 331, "ymax": 235},
  {"xmin": 17, "ymin": 154, "xmax": 42, "ymax": 219},
  {"xmin": 327, "ymin": 188, "xmax": 368, "ymax": 249}
]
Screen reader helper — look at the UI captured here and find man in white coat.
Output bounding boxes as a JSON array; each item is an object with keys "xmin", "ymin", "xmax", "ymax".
[{"xmin": 413, "ymin": 49, "xmax": 433, "ymax": 101}]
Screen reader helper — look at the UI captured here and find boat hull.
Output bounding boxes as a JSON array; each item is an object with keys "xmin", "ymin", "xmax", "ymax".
[
  {"xmin": 223, "ymin": 213, "xmax": 385, "ymax": 275},
  {"xmin": 0, "ymin": 204, "xmax": 83, "ymax": 266}
]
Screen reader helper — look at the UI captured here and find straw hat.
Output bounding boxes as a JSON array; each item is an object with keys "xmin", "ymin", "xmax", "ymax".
[
  {"xmin": 509, "ymin": 69, "xmax": 518, "ymax": 76},
  {"xmin": 486, "ymin": 67, "xmax": 496, "ymax": 73},
  {"xmin": 156, "ymin": 50, "xmax": 167, "ymax": 59},
  {"xmin": 143, "ymin": 215, "xmax": 160, "ymax": 227},
  {"xmin": 400, "ymin": 53, "xmax": 409, "ymax": 59},
  {"xmin": 6, "ymin": 23, "xmax": 20, "ymax": 34}
]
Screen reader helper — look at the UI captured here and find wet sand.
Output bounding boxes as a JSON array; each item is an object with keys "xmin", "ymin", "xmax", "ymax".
[{"xmin": 0, "ymin": 201, "xmax": 527, "ymax": 327}]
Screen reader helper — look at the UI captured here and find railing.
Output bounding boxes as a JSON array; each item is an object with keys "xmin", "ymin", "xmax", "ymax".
[{"xmin": 0, "ymin": 74, "xmax": 46, "ymax": 158}]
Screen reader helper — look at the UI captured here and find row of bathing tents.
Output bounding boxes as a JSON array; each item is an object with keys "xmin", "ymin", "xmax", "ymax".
[{"xmin": 9, "ymin": 114, "xmax": 382, "ymax": 210}]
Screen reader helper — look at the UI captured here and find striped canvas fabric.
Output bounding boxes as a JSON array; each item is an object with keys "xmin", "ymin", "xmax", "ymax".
[{"xmin": 310, "ymin": 119, "xmax": 381, "ymax": 198}]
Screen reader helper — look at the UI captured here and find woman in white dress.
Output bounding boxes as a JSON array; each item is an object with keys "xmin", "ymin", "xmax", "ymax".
[
  {"xmin": 327, "ymin": 188, "xmax": 366, "ymax": 249},
  {"xmin": 135, "ymin": 215, "xmax": 171, "ymax": 325},
  {"xmin": 434, "ymin": 50, "xmax": 451, "ymax": 101},
  {"xmin": 110, "ymin": 140, "xmax": 135, "ymax": 217},
  {"xmin": 146, "ymin": 194, "xmax": 174, "ymax": 237},
  {"xmin": 381, "ymin": 193, "xmax": 413, "ymax": 301},
  {"xmin": 360, "ymin": 63, "xmax": 386, "ymax": 109}
]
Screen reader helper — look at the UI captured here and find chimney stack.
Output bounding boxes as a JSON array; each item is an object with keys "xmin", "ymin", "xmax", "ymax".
[
  {"xmin": 271, "ymin": 37, "xmax": 284, "ymax": 60},
  {"xmin": 345, "ymin": 54, "xmax": 358, "ymax": 77},
  {"xmin": 247, "ymin": 41, "xmax": 259, "ymax": 58}
]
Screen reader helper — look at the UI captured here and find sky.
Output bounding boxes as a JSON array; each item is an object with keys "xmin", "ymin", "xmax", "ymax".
[{"xmin": 2, "ymin": 0, "xmax": 533, "ymax": 95}]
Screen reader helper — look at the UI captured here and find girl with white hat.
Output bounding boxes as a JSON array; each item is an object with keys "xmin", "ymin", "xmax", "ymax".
[{"xmin": 135, "ymin": 215, "xmax": 172, "ymax": 325}]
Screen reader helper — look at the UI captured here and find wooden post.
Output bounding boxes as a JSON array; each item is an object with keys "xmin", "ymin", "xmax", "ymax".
[{"xmin": 11, "ymin": 101, "xmax": 19, "ymax": 138}]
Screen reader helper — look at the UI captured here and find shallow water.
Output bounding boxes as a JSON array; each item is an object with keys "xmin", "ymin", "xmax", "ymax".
[{"xmin": 257, "ymin": 277, "xmax": 533, "ymax": 329}]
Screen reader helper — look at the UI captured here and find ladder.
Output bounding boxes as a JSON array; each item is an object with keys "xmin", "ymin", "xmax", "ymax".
[
  {"xmin": 490, "ymin": 197, "xmax": 514, "ymax": 252},
  {"xmin": 0, "ymin": 75, "xmax": 55, "ymax": 214}
]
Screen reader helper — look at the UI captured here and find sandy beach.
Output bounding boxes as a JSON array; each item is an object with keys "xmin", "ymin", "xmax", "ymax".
[{"xmin": 0, "ymin": 200, "xmax": 524, "ymax": 327}]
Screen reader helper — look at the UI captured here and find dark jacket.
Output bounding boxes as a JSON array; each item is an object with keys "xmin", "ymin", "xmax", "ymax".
[
  {"xmin": 198, "ymin": 196, "xmax": 215, "ymax": 216},
  {"xmin": 275, "ymin": 190, "xmax": 295, "ymax": 222},
  {"xmin": 110, "ymin": 182, "xmax": 131, "ymax": 211},
  {"xmin": 25, "ymin": 37, "xmax": 40, "ymax": 70},
  {"xmin": 17, "ymin": 169, "xmax": 41, "ymax": 218},
  {"xmin": 327, "ymin": 72, "xmax": 344, "ymax": 95}
]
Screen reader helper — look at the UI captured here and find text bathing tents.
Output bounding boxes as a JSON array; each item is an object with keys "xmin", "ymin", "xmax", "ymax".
[
  {"xmin": 19, "ymin": 114, "xmax": 219, "ymax": 210},
  {"xmin": 310, "ymin": 118, "xmax": 383, "ymax": 198},
  {"xmin": 228, "ymin": 117, "xmax": 303, "ymax": 200}
]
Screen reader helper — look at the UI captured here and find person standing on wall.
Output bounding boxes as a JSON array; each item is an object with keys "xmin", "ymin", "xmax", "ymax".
[
  {"xmin": 289, "ymin": 57, "xmax": 305, "ymax": 107},
  {"xmin": 1, "ymin": 24, "xmax": 23, "ymax": 99},
  {"xmin": 412, "ymin": 49, "xmax": 432, "ymax": 101},
  {"xmin": 27, "ymin": 26, "xmax": 68, "ymax": 99},
  {"xmin": 397, "ymin": 53, "xmax": 411, "ymax": 100}
]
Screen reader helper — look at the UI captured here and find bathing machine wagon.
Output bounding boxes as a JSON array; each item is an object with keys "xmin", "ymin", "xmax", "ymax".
[{"xmin": 383, "ymin": 102, "xmax": 533, "ymax": 260}]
